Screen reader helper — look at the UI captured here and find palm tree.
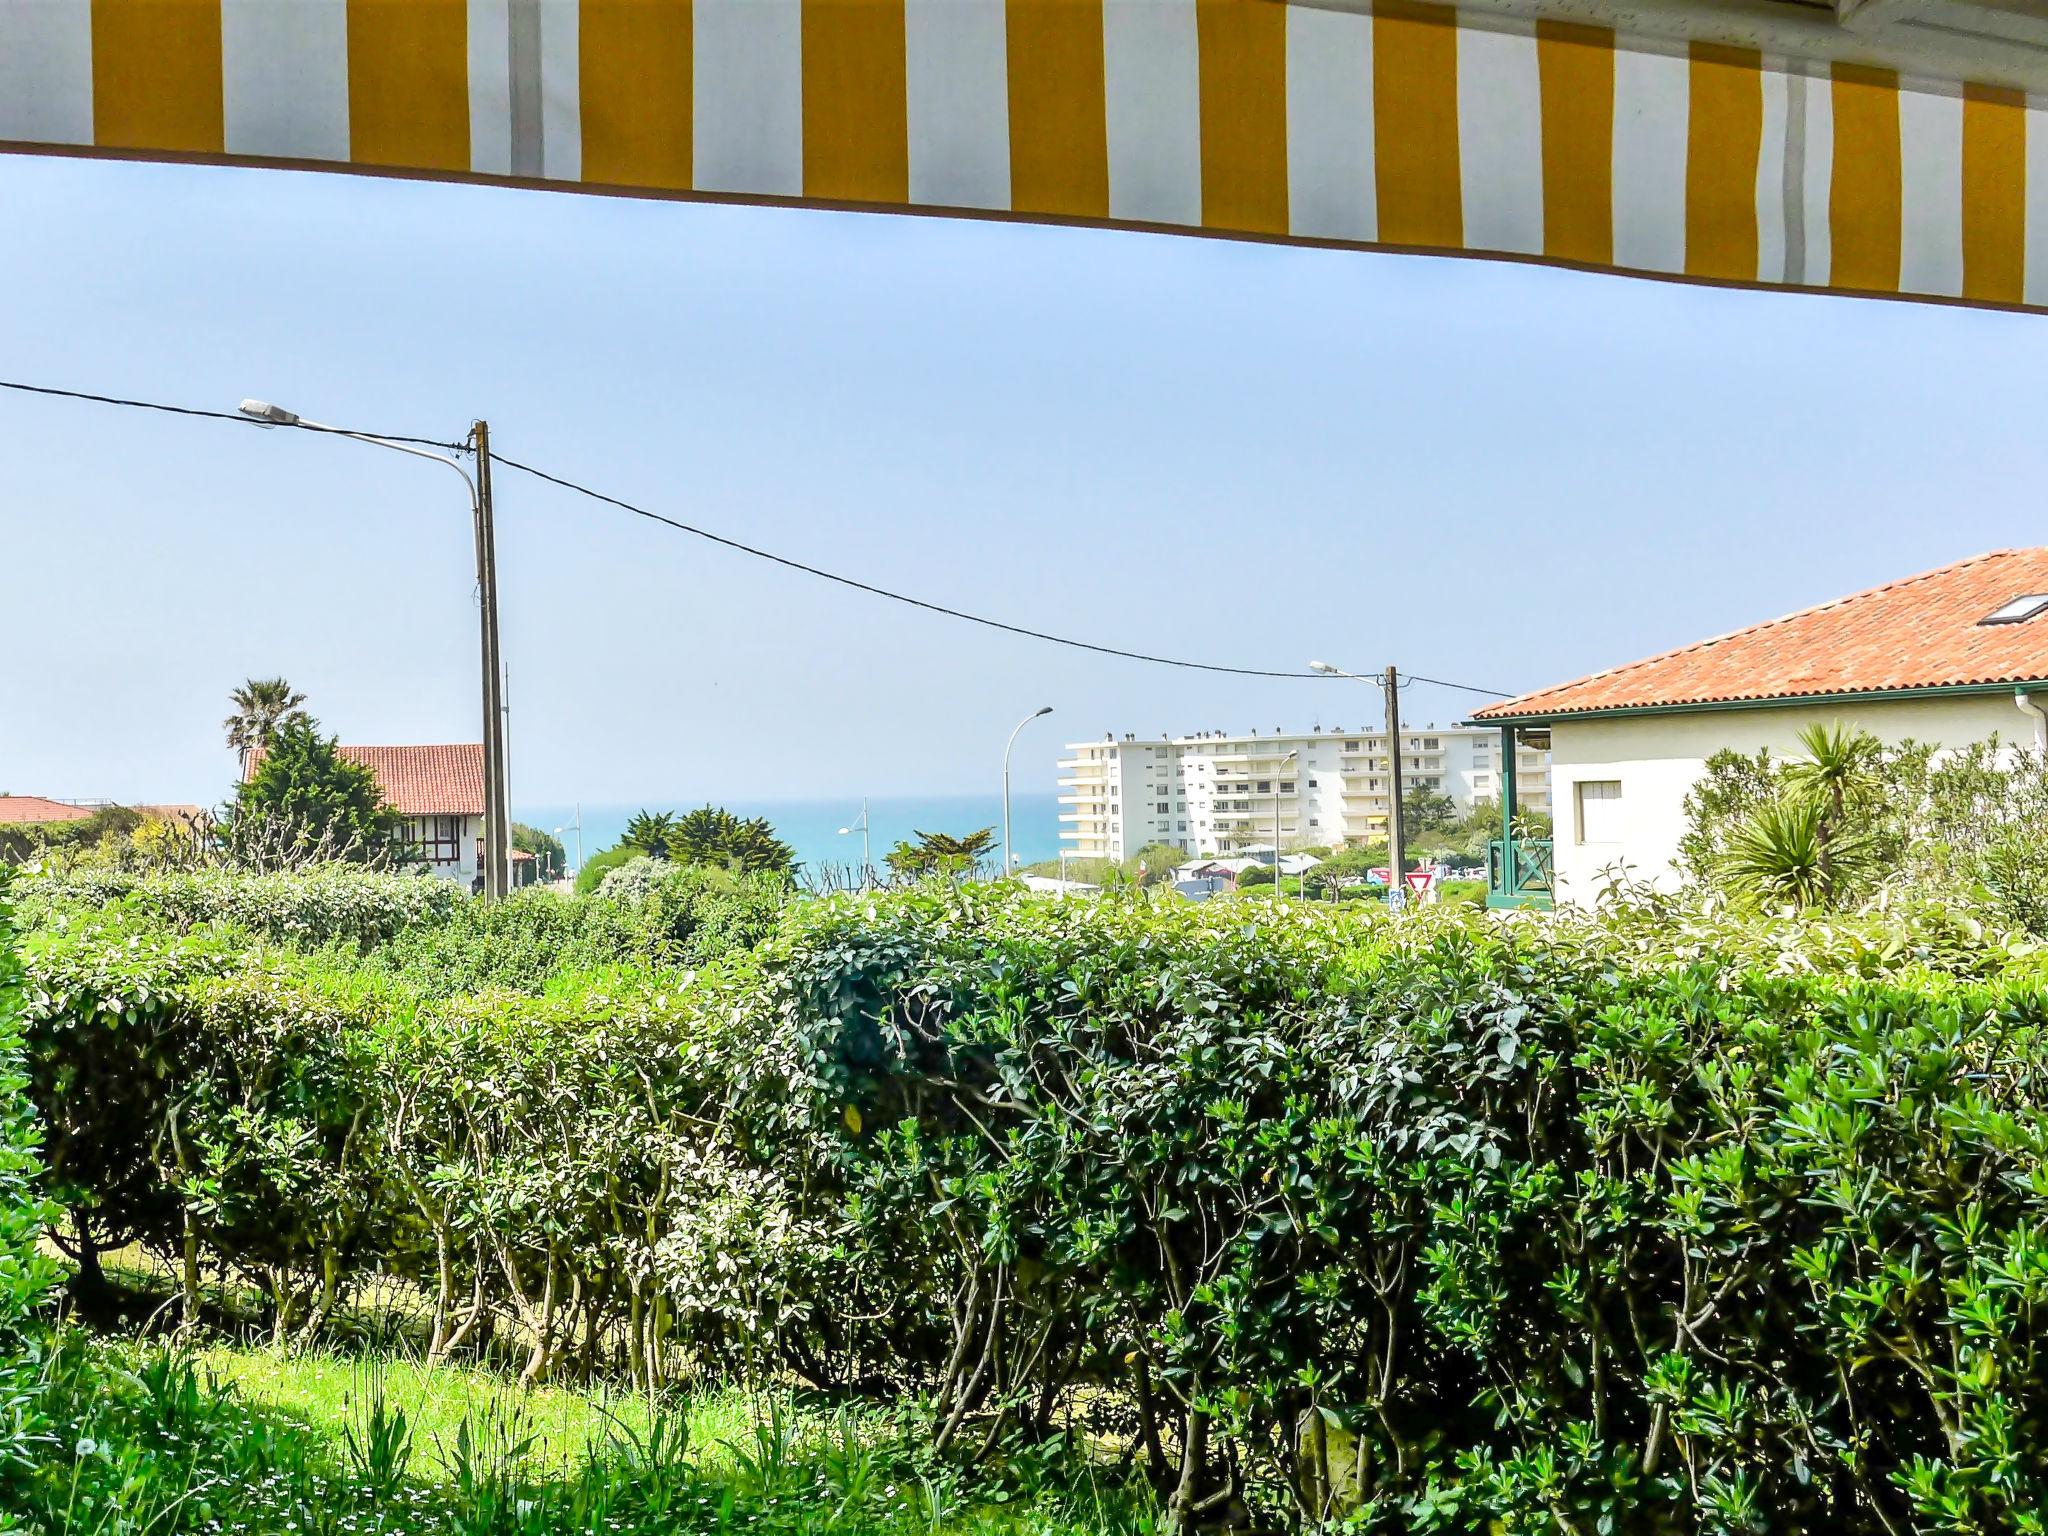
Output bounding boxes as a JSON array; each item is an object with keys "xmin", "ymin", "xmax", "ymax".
[{"xmin": 223, "ymin": 677, "xmax": 309, "ymax": 772}]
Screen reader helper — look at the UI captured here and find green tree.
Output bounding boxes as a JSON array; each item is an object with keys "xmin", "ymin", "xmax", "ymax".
[
  {"xmin": 1717, "ymin": 725, "xmax": 1888, "ymax": 912},
  {"xmin": 1400, "ymin": 784, "xmax": 1458, "ymax": 839},
  {"xmin": 1677, "ymin": 748, "xmax": 1782, "ymax": 881},
  {"xmin": 1121, "ymin": 842, "xmax": 1187, "ymax": 885},
  {"xmin": 222, "ymin": 677, "xmax": 309, "ymax": 771},
  {"xmin": 668, "ymin": 806, "xmax": 797, "ymax": 877},
  {"xmin": 224, "ymin": 718, "xmax": 405, "ymax": 869},
  {"xmin": 885, "ymin": 827, "xmax": 996, "ymax": 881},
  {"xmin": 621, "ymin": 811, "xmax": 678, "ymax": 858}
]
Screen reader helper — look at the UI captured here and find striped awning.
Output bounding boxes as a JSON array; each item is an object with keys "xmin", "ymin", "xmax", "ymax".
[{"xmin": 5, "ymin": 0, "xmax": 2045, "ymax": 310}]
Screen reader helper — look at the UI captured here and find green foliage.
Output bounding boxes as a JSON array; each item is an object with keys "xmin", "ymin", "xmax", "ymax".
[
  {"xmin": 884, "ymin": 827, "xmax": 997, "ymax": 881},
  {"xmin": 0, "ymin": 804, "xmax": 146, "ymax": 868},
  {"xmin": 21, "ymin": 865, "xmax": 460, "ymax": 948},
  {"xmin": 1677, "ymin": 748, "xmax": 1782, "ymax": 881},
  {"xmin": 1119, "ymin": 842, "xmax": 1188, "ymax": 884},
  {"xmin": 1684, "ymin": 727, "xmax": 2048, "ymax": 933},
  {"xmin": 15, "ymin": 882, "xmax": 2048, "ymax": 1531},
  {"xmin": 1719, "ymin": 793, "xmax": 1879, "ymax": 911},
  {"xmin": 0, "ymin": 871, "xmax": 61, "ymax": 1480},
  {"xmin": 372, "ymin": 866, "xmax": 788, "ymax": 995},
  {"xmin": 1401, "ymin": 783, "xmax": 1459, "ymax": 836},
  {"xmin": 228, "ymin": 717, "xmax": 408, "ymax": 868},
  {"xmin": 15, "ymin": 1340, "xmax": 1153, "ymax": 1535},
  {"xmin": 223, "ymin": 675, "xmax": 309, "ymax": 763},
  {"xmin": 512, "ymin": 822, "xmax": 567, "ymax": 880},
  {"xmin": 622, "ymin": 807, "xmax": 799, "ymax": 878},
  {"xmin": 574, "ymin": 842, "xmax": 640, "ymax": 896},
  {"xmin": 1021, "ymin": 843, "xmax": 1186, "ymax": 888}
]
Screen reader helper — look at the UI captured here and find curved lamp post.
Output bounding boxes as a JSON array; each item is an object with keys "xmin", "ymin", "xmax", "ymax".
[
  {"xmin": 1003, "ymin": 707, "xmax": 1054, "ymax": 880},
  {"xmin": 239, "ymin": 398, "xmax": 512, "ymax": 899},
  {"xmin": 838, "ymin": 799, "xmax": 872, "ymax": 888}
]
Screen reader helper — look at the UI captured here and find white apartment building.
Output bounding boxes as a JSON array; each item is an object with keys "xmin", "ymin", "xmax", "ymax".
[{"xmin": 1058, "ymin": 726, "xmax": 1552, "ymax": 860}]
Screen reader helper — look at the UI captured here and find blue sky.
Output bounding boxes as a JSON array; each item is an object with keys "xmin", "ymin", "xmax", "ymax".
[{"xmin": 4, "ymin": 149, "xmax": 2045, "ymax": 808}]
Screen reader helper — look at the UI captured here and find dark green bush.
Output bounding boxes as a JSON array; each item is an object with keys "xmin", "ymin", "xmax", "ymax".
[{"xmin": 16, "ymin": 883, "xmax": 2048, "ymax": 1533}]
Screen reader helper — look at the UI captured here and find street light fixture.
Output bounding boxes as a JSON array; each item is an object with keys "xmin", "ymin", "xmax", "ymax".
[
  {"xmin": 838, "ymin": 799, "xmax": 872, "ymax": 888},
  {"xmin": 239, "ymin": 399, "xmax": 512, "ymax": 898},
  {"xmin": 1003, "ymin": 707, "xmax": 1054, "ymax": 881},
  {"xmin": 552, "ymin": 807, "xmax": 583, "ymax": 885}
]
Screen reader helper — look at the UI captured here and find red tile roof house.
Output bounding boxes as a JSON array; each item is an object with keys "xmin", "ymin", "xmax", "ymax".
[
  {"xmin": 0, "ymin": 796, "xmax": 98, "ymax": 826},
  {"xmin": 1468, "ymin": 550, "xmax": 2048, "ymax": 910},
  {"xmin": 244, "ymin": 743, "xmax": 490, "ymax": 887}
]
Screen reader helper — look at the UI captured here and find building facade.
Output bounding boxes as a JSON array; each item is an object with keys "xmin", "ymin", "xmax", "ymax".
[
  {"xmin": 245, "ymin": 742, "xmax": 488, "ymax": 887},
  {"xmin": 1058, "ymin": 726, "xmax": 1552, "ymax": 860},
  {"xmin": 1471, "ymin": 549, "xmax": 2048, "ymax": 909}
]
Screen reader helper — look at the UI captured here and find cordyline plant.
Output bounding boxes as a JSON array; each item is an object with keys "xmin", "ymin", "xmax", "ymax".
[{"xmin": 13, "ymin": 869, "xmax": 2048, "ymax": 1533}]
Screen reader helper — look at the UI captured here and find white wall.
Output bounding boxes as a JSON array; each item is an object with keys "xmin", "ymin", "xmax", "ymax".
[{"xmin": 1547, "ymin": 693, "xmax": 2041, "ymax": 907}]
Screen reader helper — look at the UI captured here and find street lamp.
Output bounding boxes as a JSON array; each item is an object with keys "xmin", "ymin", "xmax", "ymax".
[
  {"xmin": 838, "ymin": 799, "xmax": 871, "ymax": 888},
  {"xmin": 1272, "ymin": 749, "xmax": 1297, "ymax": 905},
  {"xmin": 239, "ymin": 398, "xmax": 513, "ymax": 899},
  {"xmin": 552, "ymin": 808, "xmax": 583, "ymax": 884},
  {"xmin": 1003, "ymin": 707, "xmax": 1054, "ymax": 881},
  {"xmin": 1310, "ymin": 660, "xmax": 1405, "ymax": 906}
]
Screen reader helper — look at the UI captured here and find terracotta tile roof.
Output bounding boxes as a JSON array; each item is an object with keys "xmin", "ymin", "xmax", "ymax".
[
  {"xmin": 244, "ymin": 743, "xmax": 485, "ymax": 816},
  {"xmin": 1474, "ymin": 549, "xmax": 2048, "ymax": 722},
  {"xmin": 0, "ymin": 796, "xmax": 96, "ymax": 825}
]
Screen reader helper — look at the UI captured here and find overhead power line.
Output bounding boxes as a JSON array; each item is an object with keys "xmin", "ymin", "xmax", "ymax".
[
  {"xmin": 0, "ymin": 378, "xmax": 465, "ymax": 451},
  {"xmin": 1400, "ymin": 672, "xmax": 1513, "ymax": 699},
  {"xmin": 490, "ymin": 451, "xmax": 1322, "ymax": 680},
  {"xmin": 1, "ymin": 373, "xmax": 1520, "ymax": 697}
]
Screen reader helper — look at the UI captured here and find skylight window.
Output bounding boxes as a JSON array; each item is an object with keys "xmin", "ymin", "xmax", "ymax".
[{"xmin": 1980, "ymin": 594, "xmax": 2048, "ymax": 626}]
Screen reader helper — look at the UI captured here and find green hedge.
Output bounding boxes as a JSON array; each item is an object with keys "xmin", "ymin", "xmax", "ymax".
[
  {"xmin": 0, "ymin": 874, "xmax": 60, "ymax": 1480},
  {"xmin": 15, "ymin": 884, "xmax": 2048, "ymax": 1532},
  {"xmin": 22, "ymin": 866, "xmax": 461, "ymax": 948}
]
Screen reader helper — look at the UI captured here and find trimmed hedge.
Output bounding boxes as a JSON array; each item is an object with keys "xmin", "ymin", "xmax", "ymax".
[
  {"xmin": 15, "ymin": 884, "xmax": 2048, "ymax": 1532},
  {"xmin": 21, "ymin": 866, "xmax": 460, "ymax": 949}
]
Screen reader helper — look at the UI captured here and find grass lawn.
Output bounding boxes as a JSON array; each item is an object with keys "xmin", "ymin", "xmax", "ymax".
[
  {"xmin": 27, "ymin": 1336, "xmax": 1158, "ymax": 1535},
  {"xmin": 194, "ymin": 1344, "xmax": 764, "ymax": 1478}
]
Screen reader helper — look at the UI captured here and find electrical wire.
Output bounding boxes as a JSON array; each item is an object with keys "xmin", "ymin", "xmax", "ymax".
[
  {"xmin": 490, "ymin": 451, "xmax": 1326, "ymax": 680},
  {"xmin": 0, "ymin": 371, "xmax": 1521, "ymax": 697},
  {"xmin": 1400, "ymin": 673, "xmax": 1514, "ymax": 698},
  {"xmin": 0, "ymin": 378, "xmax": 466, "ymax": 451}
]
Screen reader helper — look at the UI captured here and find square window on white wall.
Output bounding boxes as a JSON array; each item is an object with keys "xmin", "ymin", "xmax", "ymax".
[{"xmin": 1576, "ymin": 780, "xmax": 1622, "ymax": 844}]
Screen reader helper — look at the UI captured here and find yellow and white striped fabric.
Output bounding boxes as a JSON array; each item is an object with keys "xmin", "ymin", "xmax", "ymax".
[{"xmin": 3, "ymin": 0, "xmax": 2044, "ymax": 310}]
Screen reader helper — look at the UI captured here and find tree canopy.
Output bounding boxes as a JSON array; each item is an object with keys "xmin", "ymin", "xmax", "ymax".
[
  {"xmin": 222, "ymin": 677, "xmax": 308, "ymax": 768},
  {"xmin": 225, "ymin": 718, "xmax": 405, "ymax": 869},
  {"xmin": 616, "ymin": 807, "xmax": 795, "ymax": 878}
]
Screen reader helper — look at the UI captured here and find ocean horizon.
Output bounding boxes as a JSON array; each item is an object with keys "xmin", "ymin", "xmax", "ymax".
[{"xmin": 517, "ymin": 792, "xmax": 1067, "ymax": 877}]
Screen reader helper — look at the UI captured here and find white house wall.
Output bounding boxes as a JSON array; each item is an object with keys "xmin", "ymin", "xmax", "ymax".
[{"xmin": 1547, "ymin": 692, "xmax": 2037, "ymax": 906}]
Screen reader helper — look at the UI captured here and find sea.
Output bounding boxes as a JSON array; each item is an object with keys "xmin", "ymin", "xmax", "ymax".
[{"xmin": 517, "ymin": 792, "xmax": 1066, "ymax": 877}]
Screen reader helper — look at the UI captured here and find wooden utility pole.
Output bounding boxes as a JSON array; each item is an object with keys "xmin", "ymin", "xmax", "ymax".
[
  {"xmin": 1384, "ymin": 665, "xmax": 1406, "ymax": 905},
  {"xmin": 471, "ymin": 420, "xmax": 511, "ymax": 899}
]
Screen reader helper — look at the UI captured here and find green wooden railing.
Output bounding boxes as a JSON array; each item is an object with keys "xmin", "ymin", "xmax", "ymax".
[{"xmin": 1486, "ymin": 838, "xmax": 1554, "ymax": 910}]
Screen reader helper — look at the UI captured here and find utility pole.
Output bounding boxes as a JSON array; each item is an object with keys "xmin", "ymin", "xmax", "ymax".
[
  {"xmin": 471, "ymin": 420, "xmax": 511, "ymax": 900},
  {"xmin": 1384, "ymin": 665, "xmax": 1406, "ymax": 907}
]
